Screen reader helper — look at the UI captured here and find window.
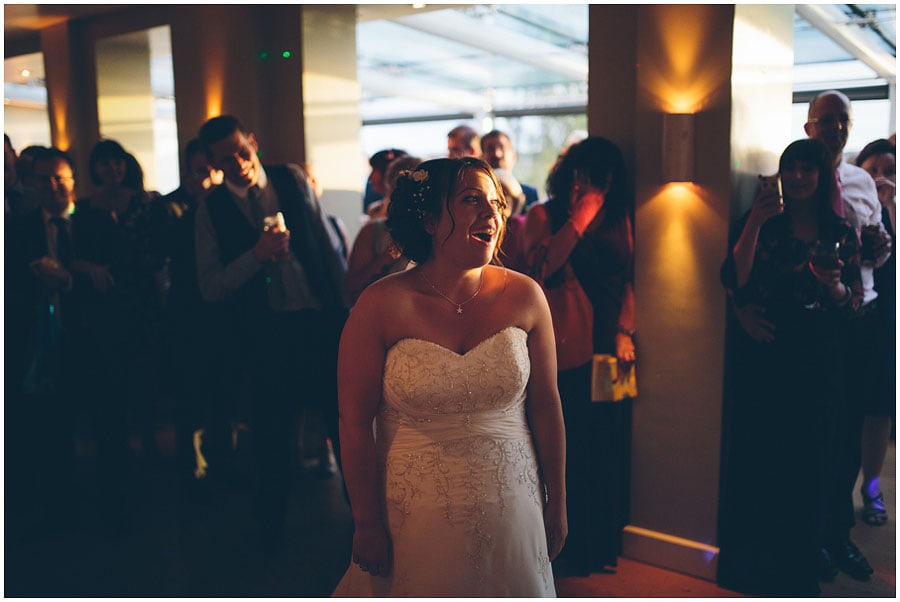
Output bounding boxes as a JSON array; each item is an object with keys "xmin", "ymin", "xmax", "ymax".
[{"xmin": 4, "ymin": 52, "xmax": 52, "ymax": 150}]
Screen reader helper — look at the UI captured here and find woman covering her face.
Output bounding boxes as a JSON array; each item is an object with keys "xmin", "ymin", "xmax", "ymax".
[{"xmin": 522, "ymin": 136, "xmax": 635, "ymax": 577}]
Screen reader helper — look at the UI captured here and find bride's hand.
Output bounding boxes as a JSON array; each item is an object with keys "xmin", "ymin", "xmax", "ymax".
[
  {"xmin": 543, "ymin": 498, "xmax": 568, "ymax": 561},
  {"xmin": 352, "ymin": 523, "xmax": 392, "ymax": 577}
]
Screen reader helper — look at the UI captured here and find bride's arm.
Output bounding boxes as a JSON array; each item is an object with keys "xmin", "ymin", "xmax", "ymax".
[
  {"xmin": 521, "ymin": 276, "xmax": 568, "ymax": 561},
  {"xmin": 338, "ymin": 285, "xmax": 391, "ymax": 577}
]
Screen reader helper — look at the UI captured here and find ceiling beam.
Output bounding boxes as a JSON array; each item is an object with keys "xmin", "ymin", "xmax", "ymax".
[
  {"xmin": 392, "ymin": 9, "xmax": 587, "ymax": 82},
  {"xmin": 796, "ymin": 4, "xmax": 896, "ymax": 81},
  {"xmin": 358, "ymin": 69, "xmax": 487, "ymax": 113}
]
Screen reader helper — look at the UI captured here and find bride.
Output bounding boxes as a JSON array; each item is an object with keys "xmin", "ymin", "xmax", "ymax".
[{"xmin": 333, "ymin": 157, "xmax": 567, "ymax": 597}]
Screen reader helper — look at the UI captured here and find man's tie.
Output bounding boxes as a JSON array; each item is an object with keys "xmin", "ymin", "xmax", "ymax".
[
  {"xmin": 51, "ymin": 216, "xmax": 73, "ymax": 269},
  {"xmin": 248, "ymin": 185, "xmax": 265, "ymax": 231},
  {"xmin": 249, "ymin": 184, "xmax": 285, "ymax": 307}
]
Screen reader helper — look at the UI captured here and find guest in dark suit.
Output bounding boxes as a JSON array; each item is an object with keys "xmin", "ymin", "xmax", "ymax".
[
  {"xmin": 5, "ymin": 147, "xmax": 129, "ymax": 533},
  {"xmin": 6, "ymin": 147, "xmax": 80, "ymax": 533},
  {"xmin": 161, "ymin": 138, "xmax": 236, "ymax": 495},
  {"xmin": 195, "ymin": 115, "xmax": 349, "ymax": 550}
]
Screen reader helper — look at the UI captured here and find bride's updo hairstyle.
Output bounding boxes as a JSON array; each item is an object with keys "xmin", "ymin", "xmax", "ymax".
[{"xmin": 387, "ymin": 157, "xmax": 507, "ymax": 264}]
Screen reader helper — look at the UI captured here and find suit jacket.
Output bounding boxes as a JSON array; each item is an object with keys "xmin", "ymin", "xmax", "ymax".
[
  {"xmin": 6, "ymin": 208, "xmax": 88, "ymax": 395},
  {"xmin": 203, "ymin": 163, "xmax": 349, "ymax": 313},
  {"xmin": 7, "ymin": 204, "xmax": 119, "ymax": 330}
]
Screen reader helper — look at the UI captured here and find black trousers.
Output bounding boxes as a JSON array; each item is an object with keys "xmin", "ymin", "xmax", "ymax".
[
  {"xmin": 557, "ymin": 362, "xmax": 632, "ymax": 570},
  {"xmin": 243, "ymin": 307, "xmax": 346, "ymax": 542},
  {"xmin": 821, "ymin": 305, "xmax": 880, "ymax": 547}
]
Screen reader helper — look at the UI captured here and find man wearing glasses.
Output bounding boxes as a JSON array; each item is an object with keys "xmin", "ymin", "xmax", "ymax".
[
  {"xmin": 7, "ymin": 147, "xmax": 92, "ymax": 536},
  {"xmin": 805, "ymin": 90, "xmax": 890, "ymax": 583}
]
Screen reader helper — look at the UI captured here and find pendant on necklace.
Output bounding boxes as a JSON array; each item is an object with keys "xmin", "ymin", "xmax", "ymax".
[{"xmin": 456, "ymin": 306, "xmax": 463, "ymax": 314}]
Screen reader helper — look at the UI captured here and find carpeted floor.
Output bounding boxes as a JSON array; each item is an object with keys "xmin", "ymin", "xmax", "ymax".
[{"xmin": 5, "ymin": 429, "xmax": 894, "ymax": 597}]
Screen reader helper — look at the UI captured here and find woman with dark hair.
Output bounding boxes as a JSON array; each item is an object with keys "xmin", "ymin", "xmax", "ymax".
[
  {"xmin": 854, "ymin": 138, "xmax": 895, "ymax": 527},
  {"xmin": 523, "ymin": 136, "xmax": 635, "ymax": 576},
  {"xmin": 334, "ymin": 157, "xmax": 566, "ymax": 596},
  {"xmin": 345, "ymin": 154, "xmax": 420, "ymax": 303},
  {"xmin": 76, "ymin": 139, "xmax": 171, "ymax": 466},
  {"xmin": 718, "ymin": 138, "xmax": 862, "ymax": 596}
]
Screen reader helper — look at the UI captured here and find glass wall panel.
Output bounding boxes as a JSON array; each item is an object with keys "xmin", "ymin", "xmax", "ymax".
[
  {"xmin": 4, "ymin": 52, "xmax": 52, "ymax": 150},
  {"xmin": 95, "ymin": 25, "xmax": 178, "ymax": 194}
]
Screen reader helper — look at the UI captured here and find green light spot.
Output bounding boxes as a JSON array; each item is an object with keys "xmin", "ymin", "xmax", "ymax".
[
  {"xmin": 282, "ymin": 51, "xmax": 291, "ymax": 59},
  {"xmin": 259, "ymin": 52, "xmax": 269, "ymax": 60},
  {"xmin": 265, "ymin": 277, "xmax": 272, "ymax": 284}
]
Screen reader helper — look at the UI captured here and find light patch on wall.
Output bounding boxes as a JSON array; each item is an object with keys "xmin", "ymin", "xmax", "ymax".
[
  {"xmin": 202, "ymin": 33, "xmax": 228, "ymax": 119},
  {"xmin": 642, "ymin": 5, "xmax": 728, "ymax": 114},
  {"xmin": 205, "ymin": 71, "xmax": 223, "ymax": 119},
  {"xmin": 303, "ymin": 72, "xmax": 363, "ymax": 118},
  {"xmin": 52, "ymin": 104, "xmax": 68, "ymax": 150},
  {"xmin": 638, "ymin": 184, "xmax": 709, "ymax": 317}
]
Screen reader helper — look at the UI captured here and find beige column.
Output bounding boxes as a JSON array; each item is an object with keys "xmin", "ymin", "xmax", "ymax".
[
  {"xmin": 587, "ymin": 4, "xmax": 795, "ymax": 580},
  {"xmin": 301, "ymin": 4, "xmax": 366, "ymax": 245},
  {"xmin": 170, "ymin": 7, "xmax": 310, "ymax": 170},
  {"xmin": 40, "ymin": 21, "xmax": 99, "ymax": 198}
]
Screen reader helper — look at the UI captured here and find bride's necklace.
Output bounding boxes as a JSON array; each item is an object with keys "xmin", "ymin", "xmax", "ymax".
[{"xmin": 418, "ymin": 269, "xmax": 484, "ymax": 315}]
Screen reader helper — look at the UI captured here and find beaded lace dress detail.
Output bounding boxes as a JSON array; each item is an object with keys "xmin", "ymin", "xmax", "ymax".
[{"xmin": 333, "ymin": 326, "xmax": 555, "ymax": 597}]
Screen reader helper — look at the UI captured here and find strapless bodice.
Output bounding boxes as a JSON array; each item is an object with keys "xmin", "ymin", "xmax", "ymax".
[{"xmin": 380, "ymin": 325, "xmax": 530, "ymax": 423}]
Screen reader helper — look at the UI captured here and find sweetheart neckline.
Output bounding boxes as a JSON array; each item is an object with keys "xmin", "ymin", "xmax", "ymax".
[{"xmin": 388, "ymin": 325, "xmax": 527, "ymax": 358}]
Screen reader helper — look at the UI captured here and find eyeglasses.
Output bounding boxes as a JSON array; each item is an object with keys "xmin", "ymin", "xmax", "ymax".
[
  {"xmin": 808, "ymin": 115, "xmax": 852, "ymax": 129},
  {"xmin": 34, "ymin": 175, "xmax": 75, "ymax": 187}
]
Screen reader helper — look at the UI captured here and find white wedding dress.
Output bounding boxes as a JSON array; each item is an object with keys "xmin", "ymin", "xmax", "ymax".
[{"xmin": 333, "ymin": 326, "xmax": 556, "ymax": 597}]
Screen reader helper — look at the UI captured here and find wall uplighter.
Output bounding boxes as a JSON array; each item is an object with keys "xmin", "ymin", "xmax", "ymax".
[{"xmin": 661, "ymin": 113, "xmax": 695, "ymax": 183}]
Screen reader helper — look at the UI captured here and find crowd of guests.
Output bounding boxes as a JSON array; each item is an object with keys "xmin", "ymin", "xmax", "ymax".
[{"xmin": 5, "ymin": 89, "xmax": 894, "ymax": 595}]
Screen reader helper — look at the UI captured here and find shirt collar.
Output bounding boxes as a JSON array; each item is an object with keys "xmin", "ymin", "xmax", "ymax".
[
  {"xmin": 42, "ymin": 202, "xmax": 75, "ymax": 224},
  {"xmin": 225, "ymin": 164, "xmax": 268, "ymax": 200}
]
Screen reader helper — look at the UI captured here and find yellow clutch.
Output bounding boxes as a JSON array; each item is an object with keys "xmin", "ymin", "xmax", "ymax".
[{"xmin": 591, "ymin": 354, "xmax": 637, "ymax": 402}]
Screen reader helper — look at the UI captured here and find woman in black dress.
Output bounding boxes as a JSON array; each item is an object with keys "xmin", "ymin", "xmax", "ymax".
[
  {"xmin": 76, "ymin": 140, "xmax": 171, "ymax": 466},
  {"xmin": 718, "ymin": 138, "xmax": 862, "ymax": 596}
]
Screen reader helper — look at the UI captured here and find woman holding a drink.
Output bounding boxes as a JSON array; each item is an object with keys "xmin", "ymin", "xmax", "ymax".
[{"xmin": 717, "ymin": 138, "xmax": 862, "ymax": 596}]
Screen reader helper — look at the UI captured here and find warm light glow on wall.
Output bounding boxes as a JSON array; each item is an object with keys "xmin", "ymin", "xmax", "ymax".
[
  {"xmin": 204, "ymin": 66, "xmax": 224, "ymax": 119},
  {"xmin": 642, "ymin": 5, "xmax": 726, "ymax": 114},
  {"xmin": 201, "ymin": 34, "xmax": 227, "ymax": 120},
  {"xmin": 638, "ymin": 183, "xmax": 718, "ymax": 315},
  {"xmin": 52, "ymin": 103, "xmax": 68, "ymax": 150}
]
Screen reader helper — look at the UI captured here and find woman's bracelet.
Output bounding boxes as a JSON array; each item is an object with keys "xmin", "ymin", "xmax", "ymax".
[
  {"xmin": 567, "ymin": 218, "xmax": 583, "ymax": 238},
  {"xmin": 616, "ymin": 325, "xmax": 636, "ymax": 338},
  {"xmin": 834, "ymin": 283, "xmax": 851, "ymax": 306}
]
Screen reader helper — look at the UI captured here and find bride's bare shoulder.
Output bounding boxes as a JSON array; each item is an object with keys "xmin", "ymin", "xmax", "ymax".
[
  {"xmin": 350, "ymin": 269, "xmax": 417, "ymax": 318},
  {"xmin": 494, "ymin": 266, "xmax": 543, "ymax": 300}
]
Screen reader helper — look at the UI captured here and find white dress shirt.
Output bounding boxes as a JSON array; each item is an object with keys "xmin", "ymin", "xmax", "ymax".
[{"xmin": 838, "ymin": 160, "xmax": 885, "ymax": 305}]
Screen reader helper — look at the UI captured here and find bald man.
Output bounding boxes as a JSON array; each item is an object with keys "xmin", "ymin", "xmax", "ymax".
[{"xmin": 805, "ymin": 90, "xmax": 889, "ymax": 583}]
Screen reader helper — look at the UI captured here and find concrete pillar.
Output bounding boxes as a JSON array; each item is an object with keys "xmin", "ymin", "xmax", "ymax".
[
  {"xmin": 587, "ymin": 4, "xmax": 795, "ymax": 581},
  {"xmin": 169, "ymin": 6, "xmax": 307, "ymax": 173},
  {"xmin": 40, "ymin": 21, "xmax": 100, "ymax": 198},
  {"xmin": 301, "ymin": 5, "xmax": 366, "ymax": 245},
  {"xmin": 170, "ymin": 5, "xmax": 264, "ymax": 156}
]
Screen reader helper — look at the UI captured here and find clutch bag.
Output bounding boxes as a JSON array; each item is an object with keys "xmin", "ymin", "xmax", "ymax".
[{"xmin": 591, "ymin": 353, "xmax": 637, "ymax": 402}]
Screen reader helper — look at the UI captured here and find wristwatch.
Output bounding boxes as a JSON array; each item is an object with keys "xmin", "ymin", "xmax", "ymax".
[{"xmin": 616, "ymin": 325, "xmax": 636, "ymax": 338}]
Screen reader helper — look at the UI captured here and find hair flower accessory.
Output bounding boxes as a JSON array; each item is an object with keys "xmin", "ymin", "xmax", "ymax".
[{"xmin": 411, "ymin": 169, "xmax": 429, "ymax": 183}]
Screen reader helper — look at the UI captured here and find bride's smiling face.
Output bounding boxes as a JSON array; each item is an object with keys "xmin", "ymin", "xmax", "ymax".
[{"xmin": 431, "ymin": 168, "xmax": 504, "ymax": 266}]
